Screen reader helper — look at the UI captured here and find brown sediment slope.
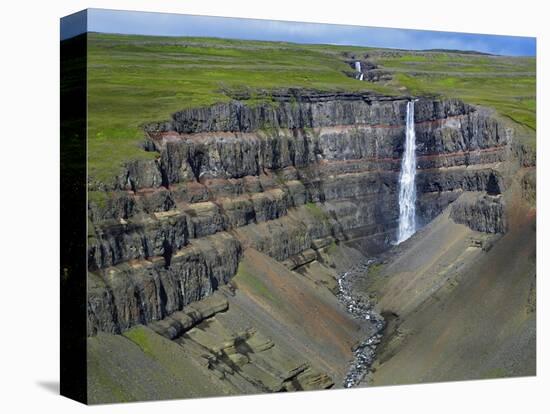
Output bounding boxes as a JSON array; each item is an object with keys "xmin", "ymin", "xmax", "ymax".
[
  {"xmin": 87, "ymin": 242, "xmax": 371, "ymax": 403},
  {"xmin": 361, "ymin": 186, "xmax": 536, "ymax": 385},
  {"xmin": 222, "ymin": 248, "xmax": 370, "ymax": 382}
]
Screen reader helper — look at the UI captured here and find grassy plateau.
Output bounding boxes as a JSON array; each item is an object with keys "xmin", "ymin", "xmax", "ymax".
[{"xmin": 86, "ymin": 33, "xmax": 535, "ymax": 185}]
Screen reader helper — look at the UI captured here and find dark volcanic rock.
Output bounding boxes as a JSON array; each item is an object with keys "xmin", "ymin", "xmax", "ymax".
[
  {"xmin": 168, "ymin": 94, "xmax": 406, "ymax": 133},
  {"xmin": 88, "ymin": 233, "xmax": 241, "ymax": 335},
  {"xmin": 87, "ymin": 91, "xmax": 526, "ymax": 335},
  {"xmin": 116, "ymin": 158, "xmax": 163, "ymax": 191},
  {"xmin": 99, "ymin": 94, "xmax": 511, "ymax": 197},
  {"xmin": 88, "ymin": 212, "xmax": 191, "ymax": 269},
  {"xmin": 450, "ymin": 192, "xmax": 507, "ymax": 233},
  {"xmin": 137, "ymin": 96, "xmax": 505, "ymax": 189},
  {"xmin": 417, "ymin": 167, "xmax": 504, "ymax": 194}
]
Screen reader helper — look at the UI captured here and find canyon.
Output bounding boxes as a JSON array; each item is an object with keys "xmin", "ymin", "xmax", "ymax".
[{"xmin": 86, "ymin": 90, "xmax": 535, "ymax": 402}]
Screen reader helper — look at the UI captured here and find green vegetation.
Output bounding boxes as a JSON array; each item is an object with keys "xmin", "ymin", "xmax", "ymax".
[
  {"xmin": 325, "ymin": 240, "xmax": 338, "ymax": 255},
  {"xmin": 305, "ymin": 202, "xmax": 330, "ymax": 222},
  {"xmin": 123, "ymin": 326, "xmax": 157, "ymax": 357},
  {"xmin": 87, "ymin": 355, "xmax": 132, "ymax": 402},
  {"xmin": 87, "ymin": 33, "xmax": 391, "ymax": 184},
  {"xmin": 88, "ymin": 190, "xmax": 110, "ymax": 209},
  {"xmin": 233, "ymin": 261, "xmax": 279, "ymax": 305},
  {"xmin": 86, "ymin": 33, "xmax": 535, "ymax": 185},
  {"xmin": 370, "ymin": 52, "xmax": 536, "ymax": 130},
  {"xmin": 368, "ymin": 263, "xmax": 384, "ymax": 279}
]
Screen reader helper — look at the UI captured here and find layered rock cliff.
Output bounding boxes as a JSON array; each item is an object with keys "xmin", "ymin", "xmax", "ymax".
[{"xmin": 87, "ymin": 90, "xmax": 525, "ymax": 335}]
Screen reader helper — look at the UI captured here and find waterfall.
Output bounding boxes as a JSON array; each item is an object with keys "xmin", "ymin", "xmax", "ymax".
[
  {"xmin": 396, "ymin": 100, "xmax": 417, "ymax": 244},
  {"xmin": 355, "ymin": 61, "xmax": 363, "ymax": 80}
]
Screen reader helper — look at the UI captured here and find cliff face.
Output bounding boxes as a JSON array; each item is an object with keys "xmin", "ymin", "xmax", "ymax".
[
  {"xmin": 88, "ymin": 91, "xmax": 522, "ymax": 335},
  {"xmin": 104, "ymin": 96, "xmax": 504, "ymax": 192}
]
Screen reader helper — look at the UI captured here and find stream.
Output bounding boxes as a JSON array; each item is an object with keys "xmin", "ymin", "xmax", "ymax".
[{"xmin": 337, "ymin": 259, "xmax": 386, "ymax": 388}]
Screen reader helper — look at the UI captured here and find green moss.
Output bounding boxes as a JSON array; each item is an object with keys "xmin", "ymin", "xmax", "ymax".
[
  {"xmin": 305, "ymin": 202, "xmax": 330, "ymax": 222},
  {"xmin": 325, "ymin": 241, "xmax": 338, "ymax": 254},
  {"xmin": 234, "ymin": 262, "xmax": 279, "ymax": 305},
  {"xmin": 368, "ymin": 263, "xmax": 384, "ymax": 279},
  {"xmin": 302, "ymin": 125, "xmax": 316, "ymax": 137},
  {"xmin": 88, "ymin": 357, "xmax": 132, "ymax": 403},
  {"xmin": 123, "ymin": 326, "xmax": 155, "ymax": 357},
  {"xmin": 274, "ymin": 171, "xmax": 287, "ymax": 186},
  {"xmin": 87, "ymin": 340, "xmax": 135, "ymax": 403},
  {"xmin": 88, "ymin": 190, "xmax": 110, "ymax": 209},
  {"xmin": 86, "ymin": 33, "xmax": 396, "ymax": 185},
  {"xmin": 258, "ymin": 122, "xmax": 279, "ymax": 135},
  {"xmin": 391, "ymin": 69, "xmax": 535, "ymax": 131},
  {"xmin": 90, "ymin": 328, "xmax": 232, "ymax": 402}
]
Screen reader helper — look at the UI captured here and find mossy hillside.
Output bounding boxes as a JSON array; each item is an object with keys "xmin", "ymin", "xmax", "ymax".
[
  {"xmin": 87, "ymin": 354, "xmax": 132, "ymax": 403},
  {"xmin": 305, "ymin": 202, "xmax": 331, "ymax": 222},
  {"xmin": 87, "ymin": 33, "xmax": 535, "ymax": 186},
  {"xmin": 370, "ymin": 51, "xmax": 536, "ymax": 130},
  {"xmin": 123, "ymin": 326, "xmax": 157, "ymax": 357},
  {"xmin": 88, "ymin": 190, "xmax": 110, "ymax": 209},
  {"xmin": 87, "ymin": 33, "xmax": 393, "ymax": 184}
]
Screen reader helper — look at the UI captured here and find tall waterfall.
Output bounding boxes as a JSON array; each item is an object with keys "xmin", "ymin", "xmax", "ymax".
[{"xmin": 396, "ymin": 100, "xmax": 417, "ymax": 244}]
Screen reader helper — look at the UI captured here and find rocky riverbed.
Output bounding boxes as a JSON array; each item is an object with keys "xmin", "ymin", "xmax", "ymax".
[{"xmin": 337, "ymin": 259, "xmax": 386, "ymax": 388}]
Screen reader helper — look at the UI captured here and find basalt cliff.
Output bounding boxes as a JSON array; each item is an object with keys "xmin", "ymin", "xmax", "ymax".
[{"xmin": 86, "ymin": 90, "xmax": 535, "ymax": 402}]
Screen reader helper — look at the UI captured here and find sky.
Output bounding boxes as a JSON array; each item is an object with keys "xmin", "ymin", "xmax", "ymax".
[{"xmin": 61, "ymin": 8, "xmax": 536, "ymax": 56}]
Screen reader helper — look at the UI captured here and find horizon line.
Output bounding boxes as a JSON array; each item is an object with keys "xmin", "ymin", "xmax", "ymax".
[{"xmin": 60, "ymin": 8, "xmax": 537, "ymax": 57}]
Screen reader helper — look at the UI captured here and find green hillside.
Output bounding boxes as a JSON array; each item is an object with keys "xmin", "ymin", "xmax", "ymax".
[
  {"xmin": 86, "ymin": 33, "xmax": 535, "ymax": 185},
  {"xmin": 370, "ymin": 51, "xmax": 535, "ymax": 130}
]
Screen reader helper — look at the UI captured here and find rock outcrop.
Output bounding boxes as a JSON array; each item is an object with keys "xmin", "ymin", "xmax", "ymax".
[
  {"xmin": 450, "ymin": 192, "xmax": 507, "ymax": 233},
  {"xmin": 88, "ymin": 233, "xmax": 241, "ymax": 334}
]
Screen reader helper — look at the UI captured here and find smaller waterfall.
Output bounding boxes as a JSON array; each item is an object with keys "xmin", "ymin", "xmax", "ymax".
[
  {"xmin": 396, "ymin": 100, "xmax": 417, "ymax": 244},
  {"xmin": 355, "ymin": 61, "xmax": 363, "ymax": 80}
]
